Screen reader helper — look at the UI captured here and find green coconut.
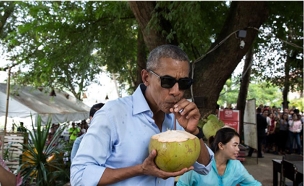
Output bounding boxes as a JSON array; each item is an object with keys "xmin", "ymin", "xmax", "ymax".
[
  {"xmin": 202, "ymin": 114, "xmax": 224, "ymax": 140},
  {"xmin": 149, "ymin": 130, "xmax": 201, "ymax": 172}
]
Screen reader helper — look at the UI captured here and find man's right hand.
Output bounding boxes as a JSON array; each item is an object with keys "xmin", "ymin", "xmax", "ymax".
[{"xmin": 141, "ymin": 149, "xmax": 193, "ymax": 180}]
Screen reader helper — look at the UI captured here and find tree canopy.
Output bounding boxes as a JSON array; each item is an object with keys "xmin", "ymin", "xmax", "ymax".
[
  {"xmin": 218, "ymin": 76, "xmax": 283, "ymax": 108},
  {"xmin": 0, "ymin": 1, "xmax": 302, "ymax": 115},
  {"xmin": 253, "ymin": 1, "xmax": 303, "ymax": 92},
  {"xmin": 1, "ymin": 1, "xmax": 138, "ymax": 98}
]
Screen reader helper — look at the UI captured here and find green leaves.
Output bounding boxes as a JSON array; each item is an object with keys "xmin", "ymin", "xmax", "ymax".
[
  {"xmin": 218, "ymin": 77, "xmax": 282, "ymax": 107},
  {"xmin": 2, "ymin": 1, "xmax": 137, "ymax": 98},
  {"xmin": 253, "ymin": 2, "xmax": 303, "ymax": 92},
  {"xmin": 18, "ymin": 115, "xmax": 68, "ymax": 186},
  {"xmin": 0, "ymin": 1, "xmax": 302, "ymax": 103},
  {"xmin": 151, "ymin": 1, "xmax": 229, "ymax": 59}
]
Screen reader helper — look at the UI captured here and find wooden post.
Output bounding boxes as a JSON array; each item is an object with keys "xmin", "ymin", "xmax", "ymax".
[
  {"xmin": 3, "ymin": 67, "xmax": 11, "ymax": 158},
  {"xmin": 4, "ymin": 67, "xmax": 11, "ymax": 138}
]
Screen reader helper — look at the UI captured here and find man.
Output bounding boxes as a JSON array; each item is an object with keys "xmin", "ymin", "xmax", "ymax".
[
  {"xmin": 17, "ymin": 122, "xmax": 26, "ymax": 132},
  {"xmin": 215, "ymin": 104, "xmax": 220, "ymax": 116},
  {"xmin": 69, "ymin": 122, "xmax": 80, "ymax": 143},
  {"xmin": 262, "ymin": 109, "xmax": 271, "ymax": 126},
  {"xmin": 70, "ymin": 103, "xmax": 104, "ymax": 162},
  {"xmin": 71, "ymin": 45, "xmax": 214, "ymax": 186},
  {"xmin": 248, "ymin": 107, "xmax": 268, "ymax": 158}
]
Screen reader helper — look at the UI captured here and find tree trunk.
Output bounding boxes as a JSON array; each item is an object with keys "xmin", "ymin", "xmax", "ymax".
[
  {"xmin": 282, "ymin": 51, "xmax": 291, "ymax": 109},
  {"xmin": 136, "ymin": 30, "xmax": 147, "ymax": 87},
  {"xmin": 129, "ymin": 1, "xmax": 269, "ymax": 118},
  {"xmin": 192, "ymin": 1, "xmax": 268, "ymax": 118},
  {"xmin": 0, "ymin": 2, "xmax": 15, "ymax": 36},
  {"xmin": 128, "ymin": 1, "xmax": 168, "ymax": 51},
  {"xmin": 237, "ymin": 46, "xmax": 253, "ymax": 141}
]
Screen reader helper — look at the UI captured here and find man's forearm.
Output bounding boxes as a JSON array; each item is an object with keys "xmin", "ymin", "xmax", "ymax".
[
  {"xmin": 98, "ymin": 165, "xmax": 143, "ymax": 185},
  {"xmin": 197, "ymin": 140, "xmax": 211, "ymax": 166},
  {"xmin": 191, "ymin": 128, "xmax": 210, "ymax": 166}
]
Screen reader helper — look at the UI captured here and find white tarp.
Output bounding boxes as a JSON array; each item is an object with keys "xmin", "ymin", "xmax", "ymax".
[{"xmin": 0, "ymin": 83, "xmax": 90, "ymax": 124}]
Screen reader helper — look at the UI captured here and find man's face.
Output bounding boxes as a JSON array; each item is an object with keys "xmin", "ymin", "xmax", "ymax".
[{"xmin": 144, "ymin": 58, "xmax": 190, "ymax": 113}]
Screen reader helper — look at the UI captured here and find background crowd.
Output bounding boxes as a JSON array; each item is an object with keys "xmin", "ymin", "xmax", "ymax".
[{"xmin": 257, "ymin": 104, "xmax": 303, "ymax": 155}]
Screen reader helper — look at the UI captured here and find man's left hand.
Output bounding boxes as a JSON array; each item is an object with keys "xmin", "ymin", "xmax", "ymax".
[{"xmin": 170, "ymin": 98, "xmax": 201, "ymax": 134}]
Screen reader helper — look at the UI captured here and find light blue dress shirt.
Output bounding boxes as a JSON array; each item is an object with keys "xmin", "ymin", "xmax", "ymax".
[
  {"xmin": 177, "ymin": 158, "xmax": 261, "ymax": 186},
  {"xmin": 70, "ymin": 84, "xmax": 214, "ymax": 186},
  {"xmin": 70, "ymin": 134, "xmax": 84, "ymax": 163}
]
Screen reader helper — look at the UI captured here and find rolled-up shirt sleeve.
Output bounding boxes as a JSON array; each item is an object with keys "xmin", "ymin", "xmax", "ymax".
[
  {"xmin": 193, "ymin": 143, "xmax": 214, "ymax": 175},
  {"xmin": 175, "ymin": 123, "xmax": 214, "ymax": 176}
]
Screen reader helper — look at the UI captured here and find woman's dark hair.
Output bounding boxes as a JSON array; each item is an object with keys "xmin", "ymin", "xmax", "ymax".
[
  {"xmin": 292, "ymin": 113, "xmax": 301, "ymax": 121},
  {"xmin": 209, "ymin": 127, "xmax": 240, "ymax": 153},
  {"xmin": 282, "ymin": 112, "xmax": 289, "ymax": 122}
]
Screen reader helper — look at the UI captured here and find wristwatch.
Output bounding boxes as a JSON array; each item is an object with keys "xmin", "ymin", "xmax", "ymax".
[{"xmin": 195, "ymin": 127, "xmax": 204, "ymax": 139}]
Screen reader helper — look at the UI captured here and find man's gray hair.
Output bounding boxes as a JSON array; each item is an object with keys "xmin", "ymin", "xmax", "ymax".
[{"xmin": 146, "ymin": 45, "xmax": 190, "ymax": 71}]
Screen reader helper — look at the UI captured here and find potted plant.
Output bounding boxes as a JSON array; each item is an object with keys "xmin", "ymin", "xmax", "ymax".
[{"xmin": 17, "ymin": 115, "xmax": 70, "ymax": 186}]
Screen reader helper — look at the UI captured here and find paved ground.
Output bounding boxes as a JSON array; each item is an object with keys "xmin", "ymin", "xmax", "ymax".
[{"xmin": 242, "ymin": 150, "xmax": 285, "ymax": 186}]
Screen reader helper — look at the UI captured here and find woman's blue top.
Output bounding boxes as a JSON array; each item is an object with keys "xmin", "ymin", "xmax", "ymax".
[{"xmin": 177, "ymin": 159, "xmax": 261, "ymax": 186}]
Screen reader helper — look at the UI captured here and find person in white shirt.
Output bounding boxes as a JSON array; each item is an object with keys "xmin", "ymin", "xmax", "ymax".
[{"xmin": 288, "ymin": 113, "xmax": 302, "ymax": 154}]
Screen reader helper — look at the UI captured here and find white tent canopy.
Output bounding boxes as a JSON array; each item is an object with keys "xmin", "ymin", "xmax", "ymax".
[{"xmin": 0, "ymin": 83, "xmax": 90, "ymax": 124}]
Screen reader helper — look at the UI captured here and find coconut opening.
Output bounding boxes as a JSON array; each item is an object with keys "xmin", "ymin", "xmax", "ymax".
[{"xmin": 151, "ymin": 130, "xmax": 196, "ymax": 142}]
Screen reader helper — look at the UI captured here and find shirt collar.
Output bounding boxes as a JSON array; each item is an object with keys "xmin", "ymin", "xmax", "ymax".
[{"xmin": 132, "ymin": 84, "xmax": 151, "ymax": 115}]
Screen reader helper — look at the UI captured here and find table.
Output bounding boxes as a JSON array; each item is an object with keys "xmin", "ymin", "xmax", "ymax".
[{"xmin": 272, "ymin": 159, "xmax": 303, "ymax": 186}]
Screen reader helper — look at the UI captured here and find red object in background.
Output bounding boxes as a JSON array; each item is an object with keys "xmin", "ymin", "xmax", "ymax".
[{"xmin": 218, "ymin": 109, "xmax": 240, "ymax": 133}]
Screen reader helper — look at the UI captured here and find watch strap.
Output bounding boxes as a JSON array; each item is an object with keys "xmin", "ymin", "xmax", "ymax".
[{"xmin": 195, "ymin": 127, "xmax": 204, "ymax": 139}]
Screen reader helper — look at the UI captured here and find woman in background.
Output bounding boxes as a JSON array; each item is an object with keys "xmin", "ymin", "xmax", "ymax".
[
  {"xmin": 177, "ymin": 127, "xmax": 261, "ymax": 186},
  {"xmin": 288, "ymin": 113, "xmax": 302, "ymax": 154},
  {"xmin": 277, "ymin": 112, "xmax": 289, "ymax": 155},
  {"xmin": 266, "ymin": 112, "xmax": 277, "ymax": 153}
]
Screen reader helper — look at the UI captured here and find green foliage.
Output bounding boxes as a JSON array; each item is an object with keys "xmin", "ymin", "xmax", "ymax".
[
  {"xmin": 202, "ymin": 114, "xmax": 224, "ymax": 140},
  {"xmin": 0, "ymin": 1, "xmax": 302, "ymax": 101},
  {"xmin": 247, "ymin": 82, "xmax": 282, "ymax": 107},
  {"xmin": 151, "ymin": 1, "xmax": 229, "ymax": 60},
  {"xmin": 218, "ymin": 76, "xmax": 282, "ymax": 108},
  {"xmin": 289, "ymin": 98, "xmax": 304, "ymax": 112},
  {"xmin": 3, "ymin": 141, "xmax": 16, "ymax": 161},
  {"xmin": 217, "ymin": 77, "xmax": 240, "ymax": 107},
  {"xmin": 1, "ymin": 1, "xmax": 231, "ymax": 95},
  {"xmin": 2, "ymin": 1, "xmax": 138, "ymax": 97},
  {"xmin": 253, "ymin": 2, "xmax": 303, "ymax": 92},
  {"xmin": 17, "ymin": 115, "xmax": 69, "ymax": 186}
]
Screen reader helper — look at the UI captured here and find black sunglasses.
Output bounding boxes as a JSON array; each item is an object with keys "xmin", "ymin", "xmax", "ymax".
[{"xmin": 148, "ymin": 70, "xmax": 193, "ymax": 90}]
